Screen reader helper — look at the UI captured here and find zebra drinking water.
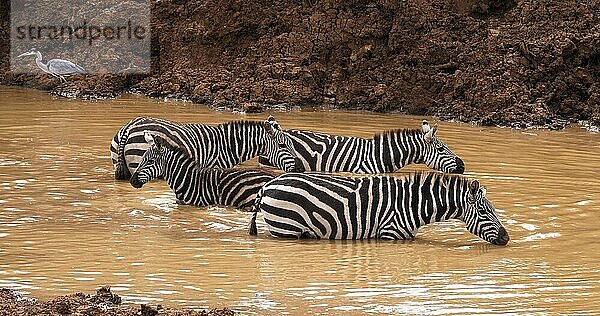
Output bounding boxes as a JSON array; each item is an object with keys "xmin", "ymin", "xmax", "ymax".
[
  {"xmin": 130, "ymin": 132, "xmax": 276, "ymax": 209},
  {"xmin": 110, "ymin": 115, "xmax": 303, "ymax": 180},
  {"xmin": 258, "ymin": 120, "xmax": 465, "ymax": 174},
  {"xmin": 249, "ymin": 172, "xmax": 509, "ymax": 245}
]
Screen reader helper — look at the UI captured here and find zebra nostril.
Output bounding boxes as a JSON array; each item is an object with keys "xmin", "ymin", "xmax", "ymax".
[
  {"xmin": 500, "ymin": 227, "xmax": 509, "ymax": 239},
  {"xmin": 494, "ymin": 227, "xmax": 510, "ymax": 245}
]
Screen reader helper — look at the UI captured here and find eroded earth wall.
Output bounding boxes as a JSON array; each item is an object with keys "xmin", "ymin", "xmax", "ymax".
[{"xmin": 1, "ymin": 0, "xmax": 599, "ymax": 128}]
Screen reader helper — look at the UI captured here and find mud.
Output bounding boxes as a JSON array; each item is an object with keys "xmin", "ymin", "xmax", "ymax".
[
  {"xmin": 1, "ymin": 0, "xmax": 599, "ymax": 128},
  {"xmin": 0, "ymin": 286, "xmax": 234, "ymax": 316}
]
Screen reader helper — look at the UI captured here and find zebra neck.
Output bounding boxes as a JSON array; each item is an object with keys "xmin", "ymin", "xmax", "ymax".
[
  {"xmin": 396, "ymin": 175, "xmax": 467, "ymax": 232},
  {"xmin": 369, "ymin": 131, "xmax": 425, "ymax": 172},
  {"xmin": 163, "ymin": 150, "xmax": 219, "ymax": 205},
  {"xmin": 221, "ymin": 122, "xmax": 263, "ymax": 164}
]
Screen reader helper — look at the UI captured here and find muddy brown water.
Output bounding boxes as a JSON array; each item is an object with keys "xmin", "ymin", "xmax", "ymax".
[{"xmin": 0, "ymin": 86, "xmax": 599, "ymax": 315}]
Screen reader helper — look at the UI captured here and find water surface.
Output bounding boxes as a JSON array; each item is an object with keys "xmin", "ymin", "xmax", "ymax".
[{"xmin": 0, "ymin": 86, "xmax": 599, "ymax": 314}]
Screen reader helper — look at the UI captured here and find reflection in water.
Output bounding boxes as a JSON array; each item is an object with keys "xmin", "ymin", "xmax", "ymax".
[{"xmin": 0, "ymin": 87, "xmax": 599, "ymax": 314}]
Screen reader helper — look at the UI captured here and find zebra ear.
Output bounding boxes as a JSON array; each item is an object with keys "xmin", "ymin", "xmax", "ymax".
[
  {"xmin": 424, "ymin": 127, "xmax": 433, "ymax": 143},
  {"xmin": 266, "ymin": 115, "xmax": 282, "ymax": 131},
  {"xmin": 469, "ymin": 180, "xmax": 480, "ymax": 195},
  {"xmin": 144, "ymin": 132, "xmax": 155, "ymax": 146},
  {"xmin": 263, "ymin": 120, "xmax": 276, "ymax": 136},
  {"xmin": 424, "ymin": 124, "xmax": 438, "ymax": 143},
  {"xmin": 422, "ymin": 120, "xmax": 431, "ymax": 134}
]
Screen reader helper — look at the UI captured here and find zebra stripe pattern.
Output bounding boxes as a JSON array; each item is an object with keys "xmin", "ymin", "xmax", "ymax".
[
  {"xmin": 110, "ymin": 115, "xmax": 303, "ymax": 180},
  {"xmin": 259, "ymin": 120, "xmax": 464, "ymax": 174},
  {"xmin": 130, "ymin": 133, "xmax": 276, "ymax": 209},
  {"xmin": 249, "ymin": 172, "xmax": 509, "ymax": 245}
]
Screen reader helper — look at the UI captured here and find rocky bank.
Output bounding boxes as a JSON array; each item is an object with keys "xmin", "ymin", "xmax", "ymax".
[
  {"xmin": 1, "ymin": 0, "xmax": 599, "ymax": 129},
  {"xmin": 0, "ymin": 287, "xmax": 234, "ymax": 316}
]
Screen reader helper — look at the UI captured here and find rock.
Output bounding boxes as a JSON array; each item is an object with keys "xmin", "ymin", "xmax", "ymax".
[
  {"xmin": 239, "ymin": 102, "xmax": 265, "ymax": 113},
  {"xmin": 139, "ymin": 304, "xmax": 158, "ymax": 316},
  {"xmin": 92, "ymin": 285, "xmax": 122, "ymax": 305}
]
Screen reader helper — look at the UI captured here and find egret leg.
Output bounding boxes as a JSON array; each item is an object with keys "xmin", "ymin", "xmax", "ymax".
[{"xmin": 48, "ymin": 72, "xmax": 63, "ymax": 82}]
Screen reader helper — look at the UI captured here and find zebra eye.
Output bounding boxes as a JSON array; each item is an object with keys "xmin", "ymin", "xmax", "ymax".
[
  {"xmin": 436, "ymin": 146, "xmax": 445, "ymax": 153},
  {"xmin": 147, "ymin": 159, "xmax": 155, "ymax": 164},
  {"xmin": 278, "ymin": 143, "xmax": 287, "ymax": 149}
]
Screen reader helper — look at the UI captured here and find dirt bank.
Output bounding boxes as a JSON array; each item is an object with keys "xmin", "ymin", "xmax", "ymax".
[
  {"xmin": 1, "ymin": 0, "xmax": 599, "ymax": 129},
  {"xmin": 0, "ymin": 286, "xmax": 234, "ymax": 316}
]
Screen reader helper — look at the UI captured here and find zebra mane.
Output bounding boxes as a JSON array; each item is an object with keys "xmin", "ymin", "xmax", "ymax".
[
  {"xmin": 372, "ymin": 128, "xmax": 423, "ymax": 141},
  {"xmin": 220, "ymin": 120, "xmax": 265, "ymax": 130},
  {"xmin": 154, "ymin": 136, "xmax": 192, "ymax": 160},
  {"xmin": 407, "ymin": 172, "xmax": 469, "ymax": 188}
]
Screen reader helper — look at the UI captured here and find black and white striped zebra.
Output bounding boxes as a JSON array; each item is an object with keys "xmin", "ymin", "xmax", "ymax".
[
  {"xmin": 110, "ymin": 115, "xmax": 303, "ymax": 180},
  {"xmin": 249, "ymin": 172, "xmax": 509, "ymax": 245},
  {"xmin": 258, "ymin": 120, "xmax": 465, "ymax": 174},
  {"xmin": 130, "ymin": 132, "xmax": 276, "ymax": 209}
]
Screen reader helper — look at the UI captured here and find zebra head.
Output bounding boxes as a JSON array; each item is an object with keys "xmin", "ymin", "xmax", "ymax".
[
  {"xmin": 129, "ymin": 132, "xmax": 167, "ymax": 188},
  {"xmin": 462, "ymin": 180, "xmax": 509, "ymax": 245},
  {"xmin": 421, "ymin": 120, "xmax": 465, "ymax": 174},
  {"xmin": 262, "ymin": 116, "xmax": 305, "ymax": 172}
]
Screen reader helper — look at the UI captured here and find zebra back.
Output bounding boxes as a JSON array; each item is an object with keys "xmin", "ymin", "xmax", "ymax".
[{"xmin": 111, "ymin": 116, "xmax": 300, "ymax": 180}]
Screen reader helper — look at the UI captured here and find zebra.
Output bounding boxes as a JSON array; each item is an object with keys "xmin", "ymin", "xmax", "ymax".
[
  {"xmin": 130, "ymin": 132, "xmax": 276, "ymax": 209},
  {"xmin": 110, "ymin": 115, "xmax": 304, "ymax": 180},
  {"xmin": 258, "ymin": 120, "xmax": 465, "ymax": 174},
  {"xmin": 249, "ymin": 172, "xmax": 509, "ymax": 245}
]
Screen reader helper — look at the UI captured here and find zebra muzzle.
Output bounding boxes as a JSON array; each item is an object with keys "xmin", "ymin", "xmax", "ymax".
[
  {"xmin": 492, "ymin": 227, "xmax": 510, "ymax": 245},
  {"xmin": 453, "ymin": 157, "xmax": 465, "ymax": 174},
  {"xmin": 129, "ymin": 173, "xmax": 144, "ymax": 188}
]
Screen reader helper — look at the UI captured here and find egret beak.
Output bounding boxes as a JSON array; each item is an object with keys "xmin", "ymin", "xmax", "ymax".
[{"xmin": 17, "ymin": 52, "xmax": 33, "ymax": 58}]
